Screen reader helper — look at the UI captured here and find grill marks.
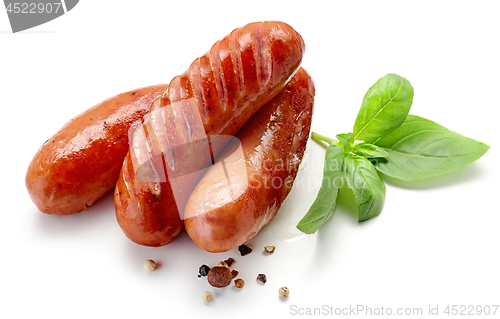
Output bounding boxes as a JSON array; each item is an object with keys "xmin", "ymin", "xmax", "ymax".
[
  {"xmin": 168, "ymin": 77, "xmax": 191, "ymax": 149},
  {"xmin": 178, "ymin": 22, "xmax": 268, "ymax": 133},
  {"xmin": 179, "ymin": 73, "xmax": 196, "ymax": 139},
  {"xmin": 188, "ymin": 59, "xmax": 206, "ymax": 126},
  {"xmin": 132, "ymin": 22, "xmax": 289, "ymax": 182},
  {"xmin": 157, "ymin": 99, "xmax": 177, "ymax": 170},
  {"xmin": 256, "ymin": 22, "xmax": 271, "ymax": 88},
  {"xmin": 141, "ymin": 123, "xmax": 162, "ymax": 197},
  {"xmin": 199, "ymin": 54, "xmax": 220, "ymax": 120},
  {"xmin": 229, "ymin": 28, "xmax": 244, "ymax": 106},
  {"xmin": 218, "ymin": 33, "xmax": 237, "ymax": 115},
  {"xmin": 252, "ymin": 22, "xmax": 265, "ymax": 88},
  {"xmin": 179, "ymin": 72, "xmax": 195, "ymax": 141},
  {"xmin": 209, "ymin": 42, "xmax": 226, "ymax": 112},
  {"xmin": 238, "ymin": 25, "xmax": 259, "ymax": 101}
]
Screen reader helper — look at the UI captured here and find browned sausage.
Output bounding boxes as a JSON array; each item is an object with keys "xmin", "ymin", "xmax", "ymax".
[
  {"xmin": 114, "ymin": 21, "xmax": 305, "ymax": 246},
  {"xmin": 26, "ymin": 85, "xmax": 168, "ymax": 215},
  {"xmin": 184, "ymin": 67, "xmax": 314, "ymax": 253}
]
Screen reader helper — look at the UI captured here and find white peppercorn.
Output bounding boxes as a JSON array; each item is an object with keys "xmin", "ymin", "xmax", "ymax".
[
  {"xmin": 202, "ymin": 291, "xmax": 213, "ymax": 302},
  {"xmin": 143, "ymin": 259, "xmax": 156, "ymax": 271},
  {"xmin": 279, "ymin": 286, "xmax": 290, "ymax": 298}
]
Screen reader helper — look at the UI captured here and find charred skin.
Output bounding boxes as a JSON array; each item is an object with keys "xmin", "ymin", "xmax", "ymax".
[
  {"xmin": 184, "ymin": 67, "xmax": 314, "ymax": 253},
  {"xmin": 26, "ymin": 85, "xmax": 169, "ymax": 215},
  {"xmin": 114, "ymin": 21, "xmax": 305, "ymax": 247}
]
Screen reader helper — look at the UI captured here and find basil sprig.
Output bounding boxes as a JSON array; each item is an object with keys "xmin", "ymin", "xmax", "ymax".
[{"xmin": 296, "ymin": 73, "xmax": 490, "ymax": 234}]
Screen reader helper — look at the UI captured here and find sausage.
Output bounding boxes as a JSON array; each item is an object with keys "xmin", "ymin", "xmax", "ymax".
[
  {"xmin": 114, "ymin": 21, "xmax": 305, "ymax": 247},
  {"xmin": 184, "ymin": 67, "xmax": 314, "ymax": 253},
  {"xmin": 26, "ymin": 84, "xmax": 168, "ymax": 215}
]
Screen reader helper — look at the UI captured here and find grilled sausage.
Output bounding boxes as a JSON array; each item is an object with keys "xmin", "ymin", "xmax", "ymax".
[
  {"xmin": 184, "ymin": 67, "xmax": 314, "ymax": 253},
  {"xmin": 114, "ymin": 21, "xmax": 305, "ymax": 246},
  {"xmin": 26, "ymin": 85, "xmax": 168, "ymax": 215}
]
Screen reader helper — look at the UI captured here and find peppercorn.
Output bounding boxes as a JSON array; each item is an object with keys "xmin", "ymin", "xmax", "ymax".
[
  {"xmin": 144, "ymin": 259, "xmax": 156, "ymax": 271},
  {"xmin": 207, "ymin": 266, "xmax": 233, "ymax": 287},
  {"xmin": 279, "ymin": 286, "xmax": 290, "ymax": 298},
  {"xmin": 202, "ymin": 291, "xmax": 213, "ymax": 302},
  {"xmin": 238, "ymin": 244, "xmax": 252, "ymax": 256},
  {"xmin": 199, "ymin": 264, "xmax": 210, "ymax": 276},
  {"xmin": 225, "ymin": 257, "xmax": 235, "ymax": 266},
  {"xmin": 234, "ymin": 279, "xmax": 245, "ymax": 288},
  {"xmin": 264, "ymin": 246, "xmax": 275, "ymax": 253},
  {"xmin": 256, "ymin": 273, "xmax": 267, "ymax": 284}
]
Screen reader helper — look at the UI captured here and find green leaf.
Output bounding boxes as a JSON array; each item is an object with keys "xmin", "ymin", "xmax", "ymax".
[
  {"xmin": 336, "ymin": 133, "xmax": 354, "ymax": 151},
  {"xmin": 373, "ymin": 115, "xmax": 490, "ymax": 181},
  {"xmin": 342, "ymin": 154, "xmax": 386, "ymax": 222},
  {"xmin": 353, "ymin": 74, "xmax": 414, "ymax": 143},
  {"xmin": 297, "ymin": 145, "xmax": 345, "ymax": 234},
  {"xmin": 353, "ymin": 143, "xmax": 389, "ymax": 158}
]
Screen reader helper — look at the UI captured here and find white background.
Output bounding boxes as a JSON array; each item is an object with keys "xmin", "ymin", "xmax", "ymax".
[{"xmin": 1, "ymin": 1, "xmax": 499, "ymax": 318}]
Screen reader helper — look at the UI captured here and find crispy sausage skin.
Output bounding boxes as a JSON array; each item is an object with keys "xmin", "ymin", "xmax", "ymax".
[
  {"xmin": 114, "ymin": 21, "xmax": 305, "ymax": 247},
  {"xmin": 26, "ymin": 85, "xmax": 168, "ymax": 215},
  {"xmin": 184, "ymin": 67, "xmax": 314, "ymax": 253}
]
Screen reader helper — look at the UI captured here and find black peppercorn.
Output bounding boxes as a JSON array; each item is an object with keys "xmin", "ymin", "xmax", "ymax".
[
  {"xmin": 225, "ymin": 257, "xmax": 235, "ymax": 266},
  {"xmin": 257, "ymin": 273, "xmax": 267, "ymax": 284},
  {"xmin": 199, "ymin": 264, "xmax": 211, "ymax": 276},
  {"xmin": 238, "ymin": 244, "xmax": 252, "ymax": 256}
]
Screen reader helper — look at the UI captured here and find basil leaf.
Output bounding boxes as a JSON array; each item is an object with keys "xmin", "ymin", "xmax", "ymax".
[
  {"xmin": 343, "ymin": 154, "xmax": 386, "ymax": 222},
  {"xmin": 373, "ymin": 115, "xmax": 490, "ymax": 181},
  {"xmin": 353, "ymin": 143, "xmax": 389, "ymax": 158},
  {"xmin": 353, "ymin": 74, "xmax": 414, "ymax": 143},
  {"xmin": 297, "ymin": 145, "xmax": 345, "ymax": 234},
  {"xmin": 336, "ymin": 133, "xmax": 354, "ymax": 151}
]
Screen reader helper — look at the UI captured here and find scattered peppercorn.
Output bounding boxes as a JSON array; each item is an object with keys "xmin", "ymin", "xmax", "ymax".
[
  {"xmin": 202, "ymin": 291, "xmax": 213, "ymax": 302},
  {"xmin": 234, "ymin": 279, "xmax": 245, "ymax": 288},
  {"xmin": 264, "ymin": 246, "xmax": 275, "ymax": 253},
  {"xmin": 143, "ymin": 259, "xmax": 156, "ymax": 271},
  {"xmin": 256, "ymin": 273, "xmax": 267, "ymax": 284},
  {"xmin": 231, "ymin": 270, "xmax": 239, "ymax": 278},
  {"xmin": 207, "ymin": 266, "xmax": 233, "ymax": 288},
  {"xmin": 279, "ymin": 286, "xmax": 290, "ymax": 298},
  {"xmin": 238, "ymin": 244, "xmax": 252, "ymax": 256},
  {"xmin": 225, "ymin": 257, "xmax": 235, "ymax": 266},
  {"xmin": 199, "ymin": 264, "xmax": 210, "ymax": 277}
]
